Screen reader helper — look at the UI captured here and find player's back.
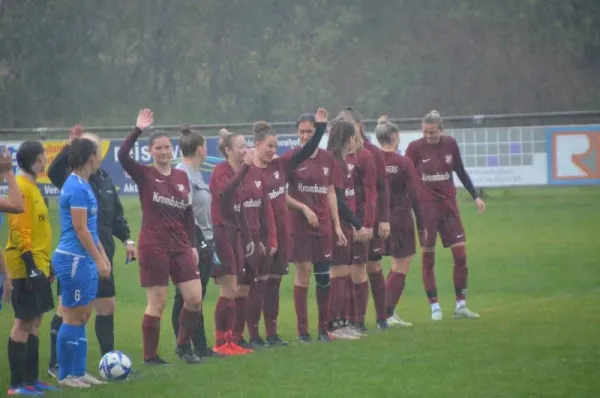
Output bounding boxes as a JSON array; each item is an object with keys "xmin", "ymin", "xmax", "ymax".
[
  {"xmin": 56, "ymin": 173, "xmax": 99, "ymax": 257},
  {"xmin": 4, "ymin": 175, "xmax": 52, "ymax": 279},
  {"xmin": 383, "ymin": 151, "xmax": 417, "ymax": 211}
]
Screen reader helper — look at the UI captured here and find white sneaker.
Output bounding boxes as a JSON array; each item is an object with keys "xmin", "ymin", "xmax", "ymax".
[
  {"xmin": 59, "ymin": 376, "xmax": 90, "ymax": 388},
  {"xmin": 78, "ymin": 373, "xmax": 107, "ymax": 385},
  {"xmin": 329, "ymin": 328, "xmax": 359, "ymax": 340},
  {"xmin": 387, "ymin": 313, "xmax": 413, "ymax": 327},
  {"xmin": 431, "ymin": 308, "xmax": 443, "ymax": 321},
  {"xmin": 454, "ymin": 305, "xmax": 480, "ymax": 319},
  {"xmin": 340, "ymin": 326, "xmax": 364, "ymax": 338}
]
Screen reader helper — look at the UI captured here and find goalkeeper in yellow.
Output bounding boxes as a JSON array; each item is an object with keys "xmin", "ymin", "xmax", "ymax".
[{"xmin": 5, "ymin": 141, "xmax": 59, "ymax": 395}]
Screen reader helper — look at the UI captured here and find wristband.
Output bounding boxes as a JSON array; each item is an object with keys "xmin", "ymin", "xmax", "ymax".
[
  {"xmin": 20, "ymin": 251, "xmax": 37, "ymax": 272},
  {"xmin": 125, "ymin": 239, "xmax": 135, "ymax": 246}
]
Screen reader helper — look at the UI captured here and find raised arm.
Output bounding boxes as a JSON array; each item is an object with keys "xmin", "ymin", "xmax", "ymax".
[
  {"xmin": 452, "ymin": 141, "xmax": 478, "ymax": 200},
  {"xmin": 47, "ymin": 145, "xmax": 71, "ymax": 189},
  {"xmin": 118, "ymin": 109, "xmax": 155, "ymax": 184},
  {"xmin": 221, "ymin": 163, "xmax": 250, "ymax": 199},
  {"xmin": 287, "ymin": 108, "xmax": 329, "ymax": 170}
]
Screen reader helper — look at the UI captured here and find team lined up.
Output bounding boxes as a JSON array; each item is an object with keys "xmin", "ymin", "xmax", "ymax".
[{"xmin": 118, "ymin": 106, "xmax": 485, "ymax": 361}]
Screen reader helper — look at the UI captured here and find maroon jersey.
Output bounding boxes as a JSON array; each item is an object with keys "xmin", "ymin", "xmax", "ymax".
[
  {"xmin": 257, "ymin": 158, "xmax": 289, "ymax": 233},
  {"xmin": 405, "ymin": 136, "xmax": 466, "ymax": 201},
  {"xmin": 118, "ymin": 128, "xmax": 195, "ymax": 251},
  {"xmin": 209, "ymin": 162, "xmax": 250, "ymax": 238},
  {"xmin": 381, "ymin": 151, "xmax": 421, "ymax": 214},
  {"xmin": 346, "ymin": 149, "xmax": 377, "ymax": 228},
  {"xmin": 243, "ymin": 165, "xmax": 277, "ymax": 249},
  {"xmin": 337, "ymin": 158, "xmax": 356, "ymax": 214},
  {"xmin": 286, "ymin": 148, "xmax": 341, "ymax": 236},
  {"xmin": 363, "ymin": 140, "xmax": 390, "ymax": 223}
]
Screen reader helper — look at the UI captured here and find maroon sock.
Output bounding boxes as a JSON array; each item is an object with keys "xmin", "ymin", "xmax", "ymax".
[
  {"xmin": 422, "ymin": 251, "xmax": 438, "ymax": 304},
  {"xmin": 214, "ymin": 297, "xmax": 234, "ymax": 346},
  {"xmin": 263, "ymin": 278, "xmax": 282, "ymax": 338},
  {"xmin": 247, "ymin": 279, "xmax": 266, "ymax": 341},
  {"xmin": 385, "ymin": 271, "xmax": 407, "ymax": 315},
  {"xmin": 329, "ymin": 276, "xmax": 345, "ymax": 323},
  {"xmin": 177, "ymin": 307, "xmax": 200, "ymax": 347},
  {"xmin": 294, "ymin": 285, "xmax": 309, "ymax": 335},
  {"xmin": 353, "ymin": 281, "xmax": 369, "ymax": 324},
  {"xmin": 347, "ymin": 275, "xmax": 356, "ymax": 322},
  {"xmin": 234, "ymin": 296, "xmax": 247, "ymax": 341},
  {"xmin": 142, "ymin": 314, "xmax": 160, "ymax": 361},
  {"xmin": 316, "ymin": 285, "xmax": 331, "ymax": 334},
  {"xmin": 452, "ymin": 246, "xmax": 468, "ymax": 301},
  {"xmin": 368, "ymin": 270, "xmax": 387, "ymax": 321}
]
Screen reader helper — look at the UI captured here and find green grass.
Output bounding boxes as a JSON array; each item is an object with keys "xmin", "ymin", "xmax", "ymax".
[{"xmin": 1, "ymin": 186, "xmax": 600, "ymax": 397}]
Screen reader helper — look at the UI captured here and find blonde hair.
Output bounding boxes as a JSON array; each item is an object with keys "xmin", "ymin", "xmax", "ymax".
[
  {"xmin": 375, "ymin": 115, "xmax": 399, "ymax": 146},
  {"xmin": 423, "ymin": 110, "xmax": 443, "ymax": 129},
  {"xmin": 218, "ymin": 128, "xmax": 240, "ymax": 158},
  {"xmin": 81, "ymin": 132, "xmax": 101, "ymax": 152}
]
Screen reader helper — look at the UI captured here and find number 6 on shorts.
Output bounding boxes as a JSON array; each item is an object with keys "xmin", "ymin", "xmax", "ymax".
[{"xmin": 74, "ymin": 289, "xmax": 81, "ymax": 302}]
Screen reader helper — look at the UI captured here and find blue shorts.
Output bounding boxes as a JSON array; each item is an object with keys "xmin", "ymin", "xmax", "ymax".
[{"xmin": 52, "ymin": 251, "xmax": 98, "ymax": 308}]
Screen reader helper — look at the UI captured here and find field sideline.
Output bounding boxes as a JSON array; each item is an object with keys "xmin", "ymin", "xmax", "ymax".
[{"xmin": 1, "ymin": 187, "xmax": 599, "ymax": 397}]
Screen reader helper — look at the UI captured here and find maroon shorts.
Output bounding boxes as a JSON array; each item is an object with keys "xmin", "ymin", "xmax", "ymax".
[
  {"xmin": 419, "ymin": 199, "xmax": 466, "ymax": 248},
  {"xmin": 240, "ymin": 234, "xmax": 267, "ymax": 285},
  {"xmin": 290, "ymin": 223, "xmax": 334, "ymax": 264},
  {"xmin": 352, "ymin": 239, "xmax": 370, "ymax": 265},
  {"xmin": 139, "ymin": 245, "xmax": 199, "ymax": 287},
  {"xmin": 385, "ymin": 210, "xmax": 416, "ymax": 258},
  {"xmin": 332, "ymin": 224, "xmax": 353, "ymax": 266},
  {"xmin": 266, "ymin": 233, "xmax": 290, "ymax": 275},
  {"xmin": 367, "ymin": 228, "xmax": 385, "ymax": 262},
  {"xmin": 212, "ymin": 225, "xmax": 245, "ymax": 279}
]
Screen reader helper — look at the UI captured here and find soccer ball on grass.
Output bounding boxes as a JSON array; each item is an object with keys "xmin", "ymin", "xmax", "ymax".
[{"xmin": 99, "ymin": 350, "xmax": 132, "ymax": 381}]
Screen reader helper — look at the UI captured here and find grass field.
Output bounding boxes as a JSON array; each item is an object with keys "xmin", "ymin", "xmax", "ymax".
[{"xmin": 1, "ymin": 186, "xmax": 599, "ymax": 397}]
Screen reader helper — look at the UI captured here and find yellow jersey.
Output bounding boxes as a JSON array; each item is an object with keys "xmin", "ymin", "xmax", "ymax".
[{"xmin": 5, "ymin": 175, "xmax": 52, "ymax": 279}]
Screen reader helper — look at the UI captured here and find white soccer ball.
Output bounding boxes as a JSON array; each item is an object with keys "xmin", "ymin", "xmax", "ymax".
[{"xmin": 99, "ymin": 350, "xmax": 132, "ymax": 381}]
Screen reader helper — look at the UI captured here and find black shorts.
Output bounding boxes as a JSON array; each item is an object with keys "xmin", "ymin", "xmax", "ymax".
[
  {"xmin": 12, "ymin": 278, "xmax": 55, "ymax": 320},
  {"xmin": 56, "ymin": 270, "xmax": 115, "ymax": 299}
]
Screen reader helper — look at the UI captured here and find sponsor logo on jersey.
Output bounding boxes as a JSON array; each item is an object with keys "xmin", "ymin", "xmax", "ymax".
[
  {"xmin": 268, "ymin": 185, "xmax": 285, "ymax": 200},
  {"xmin": 152, "ymin": 192, "xmax": 188, "ymax": 209},
  {"xmin": 297, "ymin": 183, "xmax": 328, "ymax": 194},
  {"xmin": 421, "ymin": 172, "xmax": 451, "ymax": 182},
  {"xmin": 244, "ymin": 198, "xmax": 262, "ymax": 208},
  {"xmin": 386, "ymin": 165, "xmax": 399, "ymax": 174}
]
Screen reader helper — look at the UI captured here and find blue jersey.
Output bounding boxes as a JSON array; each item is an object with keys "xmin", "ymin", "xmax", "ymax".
[{"xmin": 56, "ymin": 173, "xmax": 99, "ymax": 258}]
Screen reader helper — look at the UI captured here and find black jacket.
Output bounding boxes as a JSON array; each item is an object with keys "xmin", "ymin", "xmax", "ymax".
[{"xmin": 48, "ymin": 145, "xmax": 131, "ymax": 263}]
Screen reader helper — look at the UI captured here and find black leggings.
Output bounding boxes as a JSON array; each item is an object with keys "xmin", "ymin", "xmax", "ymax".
[{"xmin": 171, "ymin": 232, "xmax": 213, "ymax": 352}]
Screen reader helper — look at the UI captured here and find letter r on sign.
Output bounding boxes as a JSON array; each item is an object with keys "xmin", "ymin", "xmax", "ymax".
[{"xmin": 548, "ymin": 126, "xmax": 600, "ymax": 186}]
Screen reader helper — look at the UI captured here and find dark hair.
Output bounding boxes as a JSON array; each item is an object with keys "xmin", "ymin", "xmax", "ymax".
[
  {"xmin": 16, "ymin": 140, "xmax": 44, "ymax": 175},
  {"xmin": 148, "ymin": 130, "xmax": 170, "ymax": 147},
  {"xmin": 253, "ymin": 121, "xmax": 276, "ymax": 142},
  {"xmin": 336, "ymin": 107, "xmax": 365, "ymax": 140},
  {"xmin": 68, "ymin": 138, "xmax": 97, "ymax": 170},
  {"xmin": 423, "ymin": 110, "xmax": 443, "ymax": 129},
  {"xmin": 180, "ymin": 124, "xmax": 205, "ymax": 157},
  {"xmin": 296, "ymin": 113, "xmax": 315, "ymax": 128},
  {"xmin": 218, "ymin": 129, "xmax": 241, "ymax": 158},
  {"xmin": 375, "ymin": 116, "xmax": 400, "ymax": 146},
  {"xmin": 327, "ymin": 119, "xmax": 355, "ymax": 160}
]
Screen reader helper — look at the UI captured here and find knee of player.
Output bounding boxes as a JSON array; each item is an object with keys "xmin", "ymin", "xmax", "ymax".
[
  {"xmin": 366, "ymin": 262, "xmax": 382, "ymax": 273},
  {"xmin": 95, "ymin": 297, "xmax": 116, "ymax": 315},
  {"xmin": 13, "ymin": 319, "xmax": 34, "ymax": 335},
  {"xmin": 313, "ymin": 262, "xmax": 331, "ymax": 289}
]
